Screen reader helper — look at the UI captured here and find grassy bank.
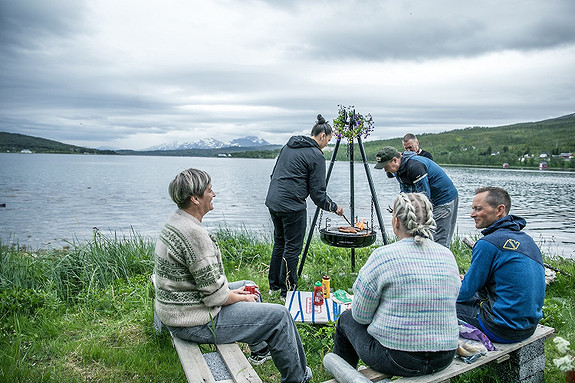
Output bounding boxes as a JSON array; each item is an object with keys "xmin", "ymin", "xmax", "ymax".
[{"xmin": 1, "ymin": 230, "xmax": 573, "ymax": 382}]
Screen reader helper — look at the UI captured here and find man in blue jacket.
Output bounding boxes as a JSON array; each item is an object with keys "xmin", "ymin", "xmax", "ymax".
[
  {"xmin": 457, "ymin": 187, "xmax": 545, "ymax": 343},
  {"xmin": 374, "ymin": 146, "xmax": 458, "ymax": 248},
  {"xmin": 265, "ymin": 114, "xmax": 343, "ymax": 299}
]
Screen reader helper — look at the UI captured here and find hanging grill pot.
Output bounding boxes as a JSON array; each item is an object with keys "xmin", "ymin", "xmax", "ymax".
[{"xmin": 319, "ymin": 226, "xmax": 377, "ymax": 248}]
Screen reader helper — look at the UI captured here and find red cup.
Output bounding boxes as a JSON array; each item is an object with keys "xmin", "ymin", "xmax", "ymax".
[{"xmin": 245, "ymin": 282, "xmax": 258, "ymax": 294}]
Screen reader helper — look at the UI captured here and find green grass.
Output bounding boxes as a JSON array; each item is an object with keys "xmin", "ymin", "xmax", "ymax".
[{"xmin": 1, "ymin": 231, "xmax": 573, "ymax": 382}]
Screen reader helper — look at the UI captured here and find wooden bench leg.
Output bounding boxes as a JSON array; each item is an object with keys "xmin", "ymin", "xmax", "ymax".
[{"xmin": 493, "ymin": 338, "xmax": 546, "ymax": 383}]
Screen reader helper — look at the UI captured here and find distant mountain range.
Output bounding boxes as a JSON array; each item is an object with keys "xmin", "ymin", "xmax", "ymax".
[
  {"xmin": 145, "ymin": 136, "xmax": 271, "ymax": 150},
  {"xmin": 0, "ymin": 131, "xmax": 280, "ymax": 157},
  {"xmin": 2, "ymin": 113, "xmax": 573, "ymax": 168}
]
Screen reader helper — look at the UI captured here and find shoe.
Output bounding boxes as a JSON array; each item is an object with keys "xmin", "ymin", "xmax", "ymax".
[
  {"xmin": 248, "ymin": 350, "xmax": 272, "ymax": 366},
  {"xmin": 269, "ymin": 289, "xmax": 281, "ymax": 296}
]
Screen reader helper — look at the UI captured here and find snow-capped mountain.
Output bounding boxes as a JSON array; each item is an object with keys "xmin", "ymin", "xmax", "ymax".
[
  {"xmin": 228, "ymin": 136, "xmax": 270, "ymax": 147},
  {"xmin": 145, "ymin": 136, "xmax": 271, "ymax": 151}
]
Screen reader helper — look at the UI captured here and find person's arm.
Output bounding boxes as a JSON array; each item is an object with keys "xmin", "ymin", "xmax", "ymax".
[
  {"xmin": 224, "ymin": 287, "xmax": 258, "ymax": 305},
  {"xmin": 351, "ymin": 273, "xmax": 380, "ymax": 325},
  {"xmin": 308, "ymin": 153, "xmax": 338, "ymax": 212},
  {"xmin": 188, "ymin": 234, "xmax": 232, "ymax": 308},
  {"xmin": 406, "ymin": 161, "xmax": 431, "ymax": 198},
  {"xmin": 457, "ymin": 240, "xmax": 497, "ymax": 301}
]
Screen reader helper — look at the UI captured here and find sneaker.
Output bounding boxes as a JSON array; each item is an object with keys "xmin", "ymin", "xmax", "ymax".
[
  {"xmin": 248, "ymin": 350, "xmax": 272, "ymax": 366},
  {"xmin": 269, "ymin": 289, "xmax": 281, "ymax": 296}
]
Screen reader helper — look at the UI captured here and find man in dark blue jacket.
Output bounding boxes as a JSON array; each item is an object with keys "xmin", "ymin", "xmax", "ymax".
[
  {"xmin": 457, "ymin": 187, "xmax": 545, "ymax": 343},
  {"xmin": 265, "ymin": 114, "xmax": 343, "ymax": 299},
  {"xmin": 375, "ymin": 146, "xmax": 458, "ymax": 248}
]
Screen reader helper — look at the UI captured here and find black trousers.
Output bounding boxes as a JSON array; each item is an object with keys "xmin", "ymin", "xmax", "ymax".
[{"xmin": 268, "ymin": 208, "xmax": 307, "ymax": 297}]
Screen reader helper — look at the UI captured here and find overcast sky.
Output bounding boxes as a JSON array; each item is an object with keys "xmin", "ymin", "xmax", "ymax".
[{"xmin": 1, "ymin": 0, "xmax": 574, "ymax": 150}]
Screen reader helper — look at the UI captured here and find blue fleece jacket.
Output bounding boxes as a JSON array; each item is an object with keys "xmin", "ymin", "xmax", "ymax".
[
  {"xmin": 395, "ymin": 151, "xmax": 458, "ymax": 206},
  {"xmin": 458, "ymin": 215, "xmax": 545, "ymax": 335}
]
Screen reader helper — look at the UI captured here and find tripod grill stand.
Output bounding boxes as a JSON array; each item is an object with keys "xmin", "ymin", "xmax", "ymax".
[{"xmin": 297, "ymin": 135, "xmax": 388, "ymax": 276}]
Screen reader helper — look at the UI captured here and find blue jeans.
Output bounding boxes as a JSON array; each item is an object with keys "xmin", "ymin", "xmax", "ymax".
[
  {"xmin": 333, "ymin": 310, "xmax": 455, "ymax": 377},
  {"xmin": 167, "ymin": 281, "xmax": 308, "ymax": 383},
  {"xmin": 433, "ymin": 197, "xmax": 458, "ymax": 248},
  {"xmin": 268, "ymin": 209, "xmax": 307, "ymax": 296},
  {"xmin": 456, "ymin": 292, "xmax": 537, "ymax": 343}
]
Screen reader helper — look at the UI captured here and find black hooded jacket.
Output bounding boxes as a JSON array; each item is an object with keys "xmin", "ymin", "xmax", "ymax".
[{"xmin": 265, "ymin": 135, "xmax": 337, "ymax": 213}]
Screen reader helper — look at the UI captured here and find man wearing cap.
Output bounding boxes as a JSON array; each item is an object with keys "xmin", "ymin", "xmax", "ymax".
[
  {"xmin": 386, "ymin": 134, "xmax": 434, "ymax": 179},
  {"xmin": 375, "ymin": 146, "xmax": 458, "ymax": 248}
]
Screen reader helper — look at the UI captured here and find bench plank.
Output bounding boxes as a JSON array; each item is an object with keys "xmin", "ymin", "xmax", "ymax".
[
  {"xmin": 172, "ymin": 336, "xmax": 216, "ymax": 383},
  {"xmin": 323, "ymin": 324, "xmax": 554, "ymax": 383},
  {"xmin": 217, "ymin": 343, "xmax": 263, "ymax": 383}
]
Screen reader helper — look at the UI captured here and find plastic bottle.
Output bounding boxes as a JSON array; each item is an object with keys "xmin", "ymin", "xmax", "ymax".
[
  {"xmin": 322, "ymin": 275, "xmax": 330, "ymax": 299},
  {"xmin": 313, "ymin": 281, "xmax": 324, "ymax": 306}
]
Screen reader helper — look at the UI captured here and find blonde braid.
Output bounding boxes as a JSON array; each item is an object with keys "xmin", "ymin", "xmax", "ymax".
[{"xmin": 393, "ymin": 193, "xmax": 436, "ymax": 245}]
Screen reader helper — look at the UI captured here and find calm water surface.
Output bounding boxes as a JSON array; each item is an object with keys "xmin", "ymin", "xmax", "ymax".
[{"xmin": 0, "ymin": 153, "xmax": 573, "ymax": 258}]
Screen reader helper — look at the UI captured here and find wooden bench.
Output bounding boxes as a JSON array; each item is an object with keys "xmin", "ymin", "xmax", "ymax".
[
  {"xmin": 323, "ymin": 324, "xmax": 554, "ymax": 383},
  {"xmin": 151, "ymin": 276, "xmax": 262, "ymax": 383}
]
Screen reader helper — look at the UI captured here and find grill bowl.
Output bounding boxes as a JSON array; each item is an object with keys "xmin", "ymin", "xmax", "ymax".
[{"xmin": 319, "ymin": 227, "xmax": 377, "ymax": 248}]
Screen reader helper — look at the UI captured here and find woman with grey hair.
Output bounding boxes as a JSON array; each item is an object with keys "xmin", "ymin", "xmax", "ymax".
[
  {"xmin": 154, "ymin": 168, "xmax": 312, "ymax": 383},
  {"xmin": 332, "ymin": 193, "xmax": 460, "ymax": 377}
]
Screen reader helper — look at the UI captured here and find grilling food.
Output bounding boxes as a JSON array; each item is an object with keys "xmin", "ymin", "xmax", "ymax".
[{"xmin": 338, "ymin": 226, "xmax": 359, "ymax": 234}]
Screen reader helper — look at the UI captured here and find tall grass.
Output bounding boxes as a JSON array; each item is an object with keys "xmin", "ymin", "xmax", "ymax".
[{"xmin": 0, "ymin": 230, "xmax": 573, "ymax": 382}]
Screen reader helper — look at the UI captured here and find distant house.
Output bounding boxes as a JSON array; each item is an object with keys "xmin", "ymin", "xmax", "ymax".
[
  {"xmin": 502, "ymin": 163, "xmax": 510, "ymax": 168},
  {"xmin": 539, "ymin": 152, "xmax": 549, "ymax": 158},
  {"xmin": 560, "ymin": 153, "xmax": 574, "ymax": 160},
  {"xmin": 20, "ymin": 149, "xmax": 32, "ymax": 154},
  {"xmin": 539, "ymin": 162, "xmax": 548, "ymax": 170}
]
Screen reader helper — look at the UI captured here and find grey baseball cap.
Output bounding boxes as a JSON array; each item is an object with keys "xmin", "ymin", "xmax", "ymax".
[{"xmin": 374, "ymin": 146, "xmax": 399, "ymax": 169}]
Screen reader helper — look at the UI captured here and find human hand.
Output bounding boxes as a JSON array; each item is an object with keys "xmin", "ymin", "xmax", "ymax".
[
  {"xmin": 241, "ymin": 292, "xmax": 258, "ymax": 302},
  {"xmin": 235, "ymin": 286, "xmax": 260, "ymax": 301},
  {"xmin": 230, "ymin": 289, "xmax": 258, "ymax": 303},
  {"xmin": 335, "ymin": 206, "xmax": 344, "ymax": 216}
]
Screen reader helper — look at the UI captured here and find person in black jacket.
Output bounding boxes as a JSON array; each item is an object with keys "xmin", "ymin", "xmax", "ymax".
[
  {"xmin": 265, "ymin": 114, "xmax": 344, "ymax": 299},
  {"xmin": 403, "ymin": 133, "xmax": 433, "ymax": 160}
]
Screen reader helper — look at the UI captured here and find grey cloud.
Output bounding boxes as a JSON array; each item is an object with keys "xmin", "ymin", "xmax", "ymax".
[
  {"xmin": 290, "ymin": 1, "xmax": 575, "ymax": 61},
  {"xmin": 0, "ymin": 0, "xmax": 573, "ymax": 149},
  {"xmin": 0, "ymin": 0, "xmax": 87, "ymax": 52}
]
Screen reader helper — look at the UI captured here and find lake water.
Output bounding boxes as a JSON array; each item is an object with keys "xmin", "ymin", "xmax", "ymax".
[{"xmin": 1, "ymin": 153, "xmax": 574, "ymax": 258}]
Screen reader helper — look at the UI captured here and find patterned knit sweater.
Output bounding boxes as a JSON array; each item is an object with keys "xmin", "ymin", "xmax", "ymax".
[
  {"xmin": 352, "ymin": 238, "xmax": 461, "ymax": 352},
  {"xmin": 154, "ymin": 209, "xmax": 230, "ymax": 327}
]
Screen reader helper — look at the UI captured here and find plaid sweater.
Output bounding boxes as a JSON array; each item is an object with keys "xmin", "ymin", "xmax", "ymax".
[
  {"xmin": 154, "ymin": 209, "xmax": 230, "ymax": 327},
  {"xmin": 352, "ymin": 238, "xmax": 461, "ymax": 352}
]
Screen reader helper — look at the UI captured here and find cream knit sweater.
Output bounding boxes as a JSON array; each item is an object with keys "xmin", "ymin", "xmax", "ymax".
[{"xmin": 154, "ymin": 209, "xmax": 230, "ymax": 327}]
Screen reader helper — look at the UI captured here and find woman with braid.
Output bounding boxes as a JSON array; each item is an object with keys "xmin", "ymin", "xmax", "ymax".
[{"xmin": 332, "ymin": 193, "xmax": 461, "ymax": 377}]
